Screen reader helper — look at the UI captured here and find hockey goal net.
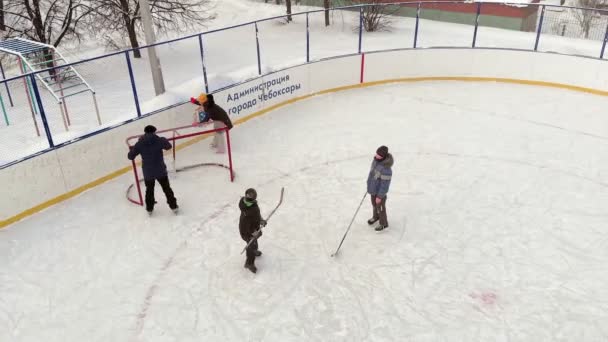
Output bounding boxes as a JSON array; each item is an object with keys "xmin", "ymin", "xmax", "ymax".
[{"xmin": 125, "ymin": 123, "xmax": 234, "ymax": 206}]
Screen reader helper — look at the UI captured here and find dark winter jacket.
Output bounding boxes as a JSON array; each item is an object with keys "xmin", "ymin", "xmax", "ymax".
[
  {"xmin": 367, "ymin": 153, "xmax": 393, "ymax": 198},
  {"xmin": 202, "ymin": 103, "xmax": 233, "ymax": 129},
  {"xmin": 127, "ymin": 133, "xmax": 172, "ymax": 180},
  {"xmin": 239, "ymin": 197, "xmax": 262, "ymax": 241}
]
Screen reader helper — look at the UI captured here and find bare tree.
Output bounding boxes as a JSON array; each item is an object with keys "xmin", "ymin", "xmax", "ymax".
[
  {"xmin": 92, "ymin": 0, "xmax": 214, "ymax": 58},
  {"xmin": 573, "ymin": 0, "xmax": 608, "ymax": 39},
  {"xmin": 286, "ymin": 0, "xmax": 292, "ymax": 22},
  {"xmin": 0, "ymin": 0, "xmax": 5, "ymax": 31},
  {"xmin": 324, "ymin": 0, "xmax": 330, "ymax": 26},
  {"xmin": 352, "ymin": 0, "xmax": 397, "ymax": 32},
  {"xmin": 1, "ymin": 0, "xmax": 97, "ymax": 46}
]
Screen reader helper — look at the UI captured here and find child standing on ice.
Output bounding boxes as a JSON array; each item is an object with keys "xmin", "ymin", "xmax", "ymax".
[
  {"xmin": 190, "ymin": 93, "xmax": 233, "ymax": 153},
  {"xmin": 239, "ymin": 188, "xmax": 266, "ymax": 274},
  {"xmin": 367, "ymin": 145, "xmax": 393, "ymax": 231}
]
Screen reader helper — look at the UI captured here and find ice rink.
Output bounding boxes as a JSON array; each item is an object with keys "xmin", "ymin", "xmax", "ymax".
[{"xmin": 2, "ymin": 81, "xmax": 608, "ymax": 341}]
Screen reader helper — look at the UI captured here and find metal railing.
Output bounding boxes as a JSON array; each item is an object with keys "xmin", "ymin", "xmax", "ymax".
[{"xmin": 1, "ymin": 1, "xmax": 607, "ymax": 169}]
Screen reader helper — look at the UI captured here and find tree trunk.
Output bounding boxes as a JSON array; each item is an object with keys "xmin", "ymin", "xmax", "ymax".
[
  {"xmin": 0, "ymin": 0, "xmax": 5, "ymax": 31},
  {"xmin": 118, "ymin": 0, "xmax": 141, "ymax": 58},
  {"xmin": 286, "ymin": 0, "xmax": 292, "ymax": 22},
  {"xmin": 27, "ymin": 0, "xmax": 47, "ymax": 44},
  {"xmin": 127, "ymin": 22, "xmax": 142, "ymax": 58},
  {"xmin": 44, "ymin": 49, "xmax": 57, "ymax": 79},
  {"xmin": 324, "ymin": 0, "xmax": 330, "ymax": 26}
]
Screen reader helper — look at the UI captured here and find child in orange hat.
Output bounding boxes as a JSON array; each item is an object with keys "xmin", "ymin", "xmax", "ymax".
[{"xmin": 190, "ymin": 92, "xmax": 233, "ymax": 153}]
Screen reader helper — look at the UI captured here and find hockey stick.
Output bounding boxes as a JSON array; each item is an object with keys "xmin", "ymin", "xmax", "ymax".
[
  {"xmin": 330, "ymin": 191, "xmax": 367, "ymax": 257},
  {"xmin": 241, "ymin": 187, "xmax": 285, "ymax": 254}
]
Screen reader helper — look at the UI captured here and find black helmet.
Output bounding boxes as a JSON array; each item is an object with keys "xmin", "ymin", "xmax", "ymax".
[{"xmin": 245, "ymin": 188, "xmax": 257, "ymax": 201}]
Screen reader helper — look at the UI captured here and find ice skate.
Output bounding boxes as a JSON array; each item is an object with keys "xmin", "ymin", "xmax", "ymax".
[
  {"xmin": 245, "ymin": 262, "xmax": 257, "ymax": 274},
  {"xmin": 375, "ymin": 224, "xmax": 388, "ymax": 232}
]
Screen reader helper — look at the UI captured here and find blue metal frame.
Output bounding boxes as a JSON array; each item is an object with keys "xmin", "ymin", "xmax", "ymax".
[
  {"xmin": 124, "ymin": 51, "xmax": 142, "ymax": 118},
  {"xmin": 358, "ymin": 7, "xmax": 364, "ymax": 54},
  {"xmin": 198, "ymin": 34, "xmax": 210, "ymax": 94},
  {"xmin": 29, "ymin": 75, "xmax": 54, "ymax": 148},
  {"xmin": 3, "ymin": 1, "xmax": 608, "ymax": 169},
  {"xmin": 414, "ymin": 2, "xmax": 420, "ymax": 48},
  {"xmin": 0, "ymin": 1, "xmax": 605, "ymax": 85},
  {"xmin": 306, "ymin": 13, "xmax": 310, "ymax": 63},
  {"xmin": 255, "ymin": 22, "xmax": 262, "ymax": 75},
  {"xmin": 472, "ymin": 3, "xmax": 481, "ymax": 48},
  {"xmin": 534, "ymin": 5, "xmax": 546, "ymax": 51},
  {"xmin": 601, "ymin": 21, "xmax": 608, "ymax": 59}
]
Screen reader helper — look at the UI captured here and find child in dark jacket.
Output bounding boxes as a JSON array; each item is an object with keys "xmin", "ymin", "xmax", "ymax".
[{"xmin": 239, "ymin": 188, "xmax": 266, "ymax": 273}]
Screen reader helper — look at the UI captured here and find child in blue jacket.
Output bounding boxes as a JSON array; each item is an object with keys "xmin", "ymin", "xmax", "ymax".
[{"xmin": 367, "ymin": 145, "xmax": 393, "ymax": 231}]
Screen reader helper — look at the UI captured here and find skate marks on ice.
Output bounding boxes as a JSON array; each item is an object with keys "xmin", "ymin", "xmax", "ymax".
[
  {"xmin": 133, "ymin": 147, "xmax": 608, "ymax": 340},
  {"xmin": 133, "ymin": 203, "xmax": 231, "ymax": 340},
  {"xmin": 206, "ymin": 246, "xmax": 384, "ymax": 341},
  {"xmin": 205, "ymin": 244, "xmax": 310, "ymax": 340}
]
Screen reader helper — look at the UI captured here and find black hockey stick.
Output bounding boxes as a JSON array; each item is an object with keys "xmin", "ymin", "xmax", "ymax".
[
  {"xmin": 241, "ymin": 187, "xmax": 285, "ymax": 254},
  {"xmin": 331, "ymin": 191, "xmax": 367, "ymax": 257}
]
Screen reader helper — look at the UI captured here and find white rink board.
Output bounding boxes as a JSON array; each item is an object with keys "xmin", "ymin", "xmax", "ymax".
[
  {"xmin": 470, "ymin": 49, "xmax": 536, "ymax": 80},
  {"xmin": 4, "ymin": 49, "xmax": 608, "ymax": 223},
  {"xmin": 2, "ymin": 105, "xmax": 188, "ymax": 220},
  {"xmin": 308, "ymin": 55, "xmax": 360, "ymax": 93},
  {"xmin": 365, "ymin": 48, "xmax": 608, "ymax": 93},
  {"xmin": 0, "ymin": 151, "xmax": 64, "ymax": 218},
  {"xmin": 214, "ymin": 78, "xmax": 264, "ymax": 120},
  {"xmin": 259, "ymin": 65, "xmax": 311, "ymax": 110}
]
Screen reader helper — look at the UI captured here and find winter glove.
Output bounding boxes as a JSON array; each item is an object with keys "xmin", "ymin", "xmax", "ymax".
[
  {"xmin": 375, "ymin": 197, "xmax": 382, "ymax": 204},
  {"xmin": 252, "ymin": 230, "xmax": 262, "ymax": 238},
  {"xmin": 190, "ymin": 97, "xmax": 201, "ymax": 105},
  {"xmin": 260, "ymin": 219, "xmax": 267, "ymax": 228}
]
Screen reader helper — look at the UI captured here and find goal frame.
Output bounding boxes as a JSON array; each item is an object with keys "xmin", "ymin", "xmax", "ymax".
[{"xmin": 125, "ymin": 123, "xmax": 234, "ymax": 206}]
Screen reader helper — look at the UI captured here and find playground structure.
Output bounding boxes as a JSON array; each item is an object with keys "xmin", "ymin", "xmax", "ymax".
[{"xmin": 0, "ymin": 38, "xmax": 101, "ymax": 136}]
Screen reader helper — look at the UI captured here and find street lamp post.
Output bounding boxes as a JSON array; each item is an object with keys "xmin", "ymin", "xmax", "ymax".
[{"xmin": 140, "ymin": 0, "xmax": 165, "ymax": 95}]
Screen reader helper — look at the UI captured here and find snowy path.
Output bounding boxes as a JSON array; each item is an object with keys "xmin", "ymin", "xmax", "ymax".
[{"xmin": 2, "ymin": 81, "xmax": 608, "ymax": 341}]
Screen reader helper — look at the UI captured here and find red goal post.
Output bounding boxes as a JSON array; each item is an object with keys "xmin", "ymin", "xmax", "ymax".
[{"xmin": 125, "ymin": 123, "xmax": 234, "ymax": 206}]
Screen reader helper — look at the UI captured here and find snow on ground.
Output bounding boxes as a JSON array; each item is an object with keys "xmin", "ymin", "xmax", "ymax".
[
  {"xmin": 2, "ymin": 81, "xmax": 608, "ymax": 341},
  {"xmin": 1, "ymin": 0, "xmax": 607, "ymax": 166}
]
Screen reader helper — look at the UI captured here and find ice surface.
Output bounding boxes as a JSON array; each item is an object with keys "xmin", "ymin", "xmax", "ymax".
[{"xmin": 2, "ymin": 81, "xmax": 608, "ymax": 341}]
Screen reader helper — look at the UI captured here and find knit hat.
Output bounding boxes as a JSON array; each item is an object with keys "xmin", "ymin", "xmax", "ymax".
[
  {"xmin": 245, "ymin": 188, "xmax": 257, "ymax": 201},
  {"xmin": 144, "ymin": 125, "xmax": 157, "ymax": 134},
  {"xmin": 376, "ymin": 145, "xmax": 389, "ymax": 158},
  {"xmin": 197, "ymin": 93, "xmax": 208, "ymax": 104},
  {"xmin": 190, "ymin": 93, "xmax": 208, "ymax": 106}
]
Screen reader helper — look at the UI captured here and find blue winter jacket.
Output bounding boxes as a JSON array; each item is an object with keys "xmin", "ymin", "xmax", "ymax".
[
  {"xmin": 367, "ymin": 153, "xmax": 393, "ymax": 198},
  {"xmin": 127, "ymin": 133, "xmax": 172, "ymax": 180}
]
